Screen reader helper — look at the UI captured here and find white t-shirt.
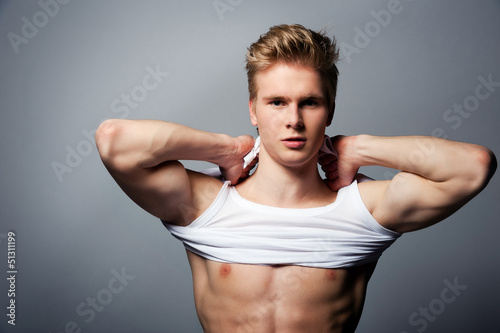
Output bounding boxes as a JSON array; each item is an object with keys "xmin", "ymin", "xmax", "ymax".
[{"xmin": 164, "ymin": 180, "xmax": 401, "ymax": 268}]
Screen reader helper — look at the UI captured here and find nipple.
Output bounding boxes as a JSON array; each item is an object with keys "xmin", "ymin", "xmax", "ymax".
[
  {"xmin": 219, "ymin": 263, "xmax": 232, "ymax": 278},
  {"xmin": 325, "ymin": 269, "xmax": 337, "ymax": 281}
]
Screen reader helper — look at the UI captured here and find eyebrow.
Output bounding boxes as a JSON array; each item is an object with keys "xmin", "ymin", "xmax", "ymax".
[{"xmin": 262, "ymin": 94, "xmax": 325, "ymax": 101}]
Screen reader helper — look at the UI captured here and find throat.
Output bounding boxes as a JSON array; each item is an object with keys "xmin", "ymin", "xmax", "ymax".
[{"xmin": 237, "ymin": 169, "xmax": 334, "ymax": 208}]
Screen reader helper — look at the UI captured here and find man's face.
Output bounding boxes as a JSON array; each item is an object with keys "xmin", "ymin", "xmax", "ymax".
[{"xmin": 250, "ymin": 62, "xmax": 332, "ymax": 169}]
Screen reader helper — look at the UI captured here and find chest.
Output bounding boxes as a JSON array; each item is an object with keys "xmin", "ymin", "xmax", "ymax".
[{"xmin": 202, "ymin": 259, "xmax": 374, "ymax": 303}]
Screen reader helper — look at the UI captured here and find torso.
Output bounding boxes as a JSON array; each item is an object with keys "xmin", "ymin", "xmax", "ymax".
[
  {"xmin": 183, "ymin": 173, "xmax": 380, "ymax": 332},
  {"xmin": 187, "ymin": 251, "xmax": 377, "ymax": 333}
]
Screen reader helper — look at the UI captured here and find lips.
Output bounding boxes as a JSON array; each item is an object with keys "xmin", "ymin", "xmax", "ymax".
[
  {"xmin": 284, "ymin": 136, "xmax": 306, "ymax": 141},
  {"xmin": 282, "ymin": 137, "xmax": 307, "ymax": 148}
]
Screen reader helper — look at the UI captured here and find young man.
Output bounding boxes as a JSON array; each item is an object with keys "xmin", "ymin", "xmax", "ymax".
[{"xmin": 96, "ymin": 24, "xmax": 496, "ymax": 333}]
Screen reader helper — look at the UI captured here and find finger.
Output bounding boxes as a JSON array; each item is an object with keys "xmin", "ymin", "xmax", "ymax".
[
  {"xmin": 318, "ymin": 154, "xmax": 336, "ymax": 165},
  {"xmin": 242, "ymin": 159, "xmax": 258, "ymax": 176},
  {"xmin": 325, "ymin": 170, "xmax": 338, "ymax": 180},
  {"xmin": 323, "ymin": 178, "xmax": 334, "ymax": 190},
  {"xmin": 324, "ymin": 178, "xmax": 343, "ymax": 192},
  {"xmin": 321, "ymin": 162, "xmax": 337, "ymax": 173},
  {"xmin": 245, "ymin": 155, "xmax": 259, "ymax": 170},
  {"xmin": 330, "ymin": 179, "xmax": 347, "ymax": 192},
  {"xmin": 220, "ymin": 166, "xmax": 240, "ymax": 185}
]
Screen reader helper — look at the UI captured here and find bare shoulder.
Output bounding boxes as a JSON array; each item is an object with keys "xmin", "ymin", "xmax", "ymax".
[
  {"xmin": 179, "ymin": 170, "xmax": 226, "ymax": 225},
  {"xmin": 356, "ymin": 178, "xmax": 392, "ymax": 225}
]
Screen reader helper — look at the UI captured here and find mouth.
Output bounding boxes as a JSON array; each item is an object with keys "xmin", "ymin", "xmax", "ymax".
[
  {"xmin": 283, "ymin": 137, "xmax": 306, "ymax": 142},
  {"xmin": 282, "ymin": 137, "xmax": 307, "ymax": 148}
]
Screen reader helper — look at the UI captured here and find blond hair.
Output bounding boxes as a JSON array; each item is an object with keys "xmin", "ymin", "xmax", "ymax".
[{"xmin": 245, "ymin": 24, "xmax": 339, "ymax": 115}]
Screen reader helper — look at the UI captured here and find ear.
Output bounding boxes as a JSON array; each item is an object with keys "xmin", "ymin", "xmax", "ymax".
[
  {"xmin": 249, "ymin": 99, "xmax": 258, "ymax": 126},
  {"xmin": 326, "ymin": 101, "xmax": 335, "ymax": 127}
]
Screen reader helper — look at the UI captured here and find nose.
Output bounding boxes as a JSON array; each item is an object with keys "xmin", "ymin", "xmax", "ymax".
[{"xmin": 285, "ymin": 104, "xmax": 304, "ymax": 129}]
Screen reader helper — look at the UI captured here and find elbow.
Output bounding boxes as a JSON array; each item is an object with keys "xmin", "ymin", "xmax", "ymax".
[
  {"xmin": 469, "ymin": 146, "xmax": 497, "ymax": 192},
  {"xmin": 95, "ymin": 119, "xmax": 125, "ymax": 166},
  {"xmin": 483, "ymin": 148, "xmax": 497, "ymax": 183}
]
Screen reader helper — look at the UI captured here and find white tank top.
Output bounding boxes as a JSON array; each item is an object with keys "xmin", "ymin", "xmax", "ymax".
[{"xmin": 164, "ymin": 180, "xmax": 401, "ymax": 268}]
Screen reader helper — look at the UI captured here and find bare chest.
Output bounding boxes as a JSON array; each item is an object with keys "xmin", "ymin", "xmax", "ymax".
[{"xmin": 188, "ymin": 252, "xmax": 376, "ymax": 332}]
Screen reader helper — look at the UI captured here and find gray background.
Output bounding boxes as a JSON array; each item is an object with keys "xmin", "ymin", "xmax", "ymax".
[{"xmin": 1, "ymin": 0, "xmax": 499, "ymax": 332}]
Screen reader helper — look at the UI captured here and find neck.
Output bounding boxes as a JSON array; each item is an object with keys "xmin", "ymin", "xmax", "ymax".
[{"xmin": 239, "ymin": 152, "xmax": 331, "ymax": 207}]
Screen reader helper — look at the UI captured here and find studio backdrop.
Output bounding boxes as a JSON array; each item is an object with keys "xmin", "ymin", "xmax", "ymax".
[{"xmin": 1, "ymin": 1, "xmax": 499, "ymax": 332}]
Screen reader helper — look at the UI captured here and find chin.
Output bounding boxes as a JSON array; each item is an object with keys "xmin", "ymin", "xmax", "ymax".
[{"xmin": 279, "ymin": 152, "xmax": 317, "ymax": 169}]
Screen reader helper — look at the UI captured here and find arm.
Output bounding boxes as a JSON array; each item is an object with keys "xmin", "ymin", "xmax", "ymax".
[
  {"xmin": 95, "ymin": 119, "xmax": 255, "ymax": 225},
  {"xmin": 325, "ymin": 135, "xmax": 496, "ymax": 233}
]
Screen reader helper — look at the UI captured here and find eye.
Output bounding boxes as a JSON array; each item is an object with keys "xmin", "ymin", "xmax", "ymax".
[
  {"xmin": 302, "ymin": 99, "xmax": 318, "ymax": 107},
  {"xmin": 270, "ymin": 100, "xmax": 284, "ymax": 107}
]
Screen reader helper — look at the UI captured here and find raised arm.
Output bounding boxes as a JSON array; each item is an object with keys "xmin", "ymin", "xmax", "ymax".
[
  {"xmin": 326, "ymin": 135, "xmax": 496, "ymax": 233},
  {"xmin": 95, "ymin": 119, "xmax": 255, "ymax": 225}
]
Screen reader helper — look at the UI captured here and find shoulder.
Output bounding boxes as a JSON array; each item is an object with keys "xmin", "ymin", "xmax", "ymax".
[
  {"xmin": 355, "ymin": 178, "xmax": 391, "ymax": 218},
  {"xmin": 181, "ymin": 170, "xmax": 227, "ymax": 224}
]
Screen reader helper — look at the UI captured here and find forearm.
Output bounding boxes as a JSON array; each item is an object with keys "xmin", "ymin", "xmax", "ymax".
[
  {"xmin": 349, "ymin": 135, "xmax": 494, "ymax": 186},
  {"xmin": 96, "ymin": 119, "xmax": 235, "ymax": 170}
]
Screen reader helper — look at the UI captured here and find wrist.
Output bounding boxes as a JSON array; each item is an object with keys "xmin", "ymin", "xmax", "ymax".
[
  {"xmin": 336, "ymin": 134, "xmax": 368, "ymax": 167},
  {"xmin": 351, "ymin": 134, "xmax": 373, "ymax": 166},
  {"xmin": 210, "ymin": 133, "xmax": 239, "ymax": 167},
  {"xmin": 340, "ymin": 134, "xmax": 384, "ymax": 168}
]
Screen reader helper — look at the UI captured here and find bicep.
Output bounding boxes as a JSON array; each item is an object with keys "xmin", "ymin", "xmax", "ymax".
[{"xmin": 360, "ymin": 172, "xmax": 473, "ymax": 233}]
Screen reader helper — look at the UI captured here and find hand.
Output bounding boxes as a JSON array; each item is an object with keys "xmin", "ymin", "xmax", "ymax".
[
  {"xmin": 238, "ymin": 152, "xmax": 259, "ymax": 183},
  {"xmin": 319, "ymin": 135, "xmax": 360, "ymax": 191},
  {"xmin": 219, "ymin": 135, "xmax": 257, "ymax": 184}
]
